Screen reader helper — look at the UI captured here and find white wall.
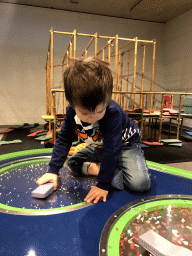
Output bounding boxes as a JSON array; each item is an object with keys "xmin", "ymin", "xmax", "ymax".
[
  {"xmin": 165, "ymin": 9, "xmax": 192, "ymax": 92},
  {"xmin": 165, "ymin": 9, "xmax": 192, "ymax": 127},
  {"xmin": 0, "ymin": 3, "xmax": 166, "ymax": 125}
]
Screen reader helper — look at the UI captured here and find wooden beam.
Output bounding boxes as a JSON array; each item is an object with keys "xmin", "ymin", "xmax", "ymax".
[
  {"xmin": 95, "ymin": 32, "xmax": 98, "ymax": 58},
  {"xmin": 131, "ymin": 37, "xmax": 138, "ymax": 110},
  {"xmin": 149, "ymin": 39, "xmax": 156, "ymax": 113},
  {"xmin": 108, "ymin": 41, "xmax": 111, "ymax": 68},
  {"xmin": 74, "ymin": 29, "xmax": 77, "ymax": 59},
  {"xmin": 140, "ymin": 45, "xmax": 146, "ymax": 108},
  {"xmin": 125, "ymin": 51, "xmax": 130, "ymax": 109},
  {"xmin": 81, "ymin": 36, "xmax": 95, "ymax": 56},
  {"xmin": 114, "ymin": 35, "xmax": 118, "ymax": 101}
]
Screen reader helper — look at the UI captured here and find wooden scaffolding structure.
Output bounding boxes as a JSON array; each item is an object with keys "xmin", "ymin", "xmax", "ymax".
[
  {"xmin": 42, "ymin": 27, "xmax": 157, "ymax": 142},
  {"xmin": 42, "ymin": 27, "xmax": 192, "ymax": 143}
]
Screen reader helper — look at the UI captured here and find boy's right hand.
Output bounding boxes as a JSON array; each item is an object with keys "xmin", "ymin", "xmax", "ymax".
[{"xmin": 36, "ymin": 173, "xmax": 58, "ymax": 190}]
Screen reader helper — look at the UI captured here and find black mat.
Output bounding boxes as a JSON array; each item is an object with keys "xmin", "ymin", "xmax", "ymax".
[
  {"xmin": 1, "ymin": 127, "xmax": 192, "ymax": 165},
  {"xmin": 0, "ymin": 128, "xmax": 44, "ymax": 155},
  {"xmin": 143, "ymin": 142, "xmax": 192, "ymax": 164}
]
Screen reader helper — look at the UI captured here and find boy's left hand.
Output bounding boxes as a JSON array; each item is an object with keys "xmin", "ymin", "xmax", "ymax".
[{"xmin": 84, "ymin": 186, "xmax": 108, "ymax": 204}]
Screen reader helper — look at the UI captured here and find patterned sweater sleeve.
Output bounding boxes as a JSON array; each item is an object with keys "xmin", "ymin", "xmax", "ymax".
[
  {"xmin": 97, "ymin": 108, "xmax": 122, "ymax": 191},
  {"xmin": 48, "ymin": 106, "xmax": 76, "ymax": 175}
]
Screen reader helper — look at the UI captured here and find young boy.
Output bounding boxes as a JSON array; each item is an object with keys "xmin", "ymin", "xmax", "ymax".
[{"xmin": 37, "ymin": 58, "xmax": 151, "ymax": 203}]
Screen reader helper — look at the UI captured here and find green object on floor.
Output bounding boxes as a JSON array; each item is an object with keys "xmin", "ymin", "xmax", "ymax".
[
  {"xmin": 160, "ymin": 139, "xmax": 182, "ymax": 144},
  {"xmin": 9, "ymin": 125, "xmax": 23, "ymax": 129},
  {"xmin": 30, "ymin": 125, "xmax": 45, "ymax": 133},
  {"xmin": 167, "ymin": 143, "xmax": 182, "ymax": 147},
  {"xmin": 35, "ymin": 135, "xmax": 52, "ymax": 141},
  {"xmin": 72, "ymin": 141, "xmax": 81, "ymax": 146},
  {"xmin": 35, "ymin": 132, "xmax": 47, "ymax": 137},
  {"xmin": 0, "ymin": 128, "xmax": 14, "ymax": 134},
  {"xmin": 10, "ymin": 123, "xmax": 39, "ymax": 130},
  {"xmin": 0, "ymin": 140, "xmax": 22, "ymax": 145},
  {"xmin": 181, "ymin": 135, "xmax": 192, "ymax": 141},
  {"xmin": 22, "ymin": 124, "xmax": 38, "ymax": 129}
]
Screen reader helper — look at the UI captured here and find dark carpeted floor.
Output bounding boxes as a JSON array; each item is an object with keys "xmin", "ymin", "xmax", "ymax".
[
  {"xmin": 0, "ymin": 128, "xmax": 44, "ymax": 155},
  {"xmin": 143, "ymin": 142, "xmax": 192, "ymax": 164},
  {"xmin": 1, "ymin": 126, "xmax": 192, "ymax": 166}
]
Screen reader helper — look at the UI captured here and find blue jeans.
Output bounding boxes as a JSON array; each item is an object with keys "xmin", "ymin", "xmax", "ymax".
[{"xmin": 67, "ymin": 141, "xmax": 151, "ymax": 192}]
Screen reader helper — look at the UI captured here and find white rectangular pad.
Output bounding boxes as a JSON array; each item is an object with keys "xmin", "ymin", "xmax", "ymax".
[
  {"xmin": 31, "ymin": 183, "xmax": 54, "ymax": 199},
  {"xmin": 138, "ymin": 229, "xmax": 192, "ymax": 256}
]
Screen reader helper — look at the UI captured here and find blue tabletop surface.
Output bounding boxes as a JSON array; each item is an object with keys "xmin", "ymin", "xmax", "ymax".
[{"xmin": 0, "ymin": 167, "xmax": 192, "ymax": 256}]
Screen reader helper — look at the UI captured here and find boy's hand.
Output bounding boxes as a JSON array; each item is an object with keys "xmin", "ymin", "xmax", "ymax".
[
  {"xmin": 36, "ymin": 173, "xmax": 58, "ymax": 190},
  {"xmin": 84, "ymin": 186, "xmax": 108, "ymax": 204}
]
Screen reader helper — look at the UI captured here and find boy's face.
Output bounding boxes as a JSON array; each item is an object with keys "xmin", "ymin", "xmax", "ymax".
[{"xmin": 75, "ymin": 103, "xmax": 107, "ymax": 124}]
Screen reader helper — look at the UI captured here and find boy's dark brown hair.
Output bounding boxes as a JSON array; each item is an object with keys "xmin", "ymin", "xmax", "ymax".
[{"xmin": 64, "ymin": 57, "xmax": 113, "ymax": 111}]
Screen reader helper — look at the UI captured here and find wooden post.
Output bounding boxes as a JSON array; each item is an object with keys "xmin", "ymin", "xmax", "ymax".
[
  {"xmin": 50, "ymin": 27, "xmax": 55, "ymax": 137},
  {"xmin": 177, "ymin": 94, "xmax": 183, "ymax": 139},
  {"xmin": 46, "ymin": 61, "xmax": 48, "ymax": 115},
  {"xmin": 95, "ymin": 32, "xmax": 98, "ymax": 58},
  {"xmin": 108, "ymin": 40, "xmax": 111, "ymax": 68},
  {"xmin": 46, "ymin": 52, "xmax": 52, "ymax": 134},
  {"xmin": 140, "ymin": 45, "xmax": 146, "ymax": 108},
  {"xmin": 65, "ymin": 50, "xmax": 69, "ymax": 115},
  {"xmin": 46, "ymin": 52, "xmax": 51, "ymax": 116},
  {"xmin": 52, "ymin": 92, "xmax": 56, "ymax": 143},
  {"xmin": 140, "ymin": 93, "xmax": 145, "ymax": 138},
  {"xmin": 158, "ymin": 93, "xmax": 164, "ymax": 142},
  {"xmin": 70, "ymin": 42, "xmax": 73, "ymax": 58},
  {"xmin": 171, "ymin": 94, "xmax": 174, "ymax": 108},
  {"xmin": 82, "ymin": 36, "xmax": 95, "ymax": 57},
  {"xmin": 102, "ymin": 49, "xmax": 105, "ymax": 61},
  {"xmin": 114, "ymin": 34, "xmax": 118, "ymax": 101},
  {"xmin": 67, "ymin": 51, "xmax": 69, "ymax": 67},
  {"xmin": 62, "ymin": 63, "xmax": 65, "ymax": 114},
  {"xmin": 50, "ymin": 28, "xmax": 54, "ymax": 91},
  {"xmin": 117, "ymin": 50, "xmax": 121, "ymax": 105},
  {"xmin": 145, "ymin": 94, "xmax": 148, "ymax": 109},
  {"xmin": 149, "ymin": 40, "xmax": 156, "ymax": 113},
  {"xmin": 46, "ymin": 35, "xmax": 51, "ymax": 127},
  {"xmin": 126, "ymin": 51, "xmax": 130, "ymax": 109},
  {"xmin": 180, "ymin": 94, "xmax": 185, "ymax": 136},
  {"xmin": 62, "ymin": 33, "xmax": 74, "ymax": 64},
  {"xmin": 120, "ymin": 53, "xmax": 124, "ymax": 108},
  {"xmin": 152, "ymin": 94, "xmax": 155, "ymax": 110},
  {"xmin": 85, "ymin": 49, "xmax": 88, "ymax": 59},
  {"xmin": 132, "ymin": 37, "xmax": 138, "ymax": 110},
  {"xmin": 73, "ymin": 29, "xmax": 77, "ymax": 59}
]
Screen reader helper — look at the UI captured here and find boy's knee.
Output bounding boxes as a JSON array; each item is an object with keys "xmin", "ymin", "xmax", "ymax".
[
  {"xmin": 124, "ymin": 177, "xmax": 151, "ymax": 192},
  {"xmin": 111, "ymin": 170, "xmax": 124, "ymax": 190},
  {"xmin": 66, "ymin": 156, "xmax": 78, "ymax": 171},
  {"xmin": 66, "ymin": 157, "xmax": 73, "ymax": 168}
]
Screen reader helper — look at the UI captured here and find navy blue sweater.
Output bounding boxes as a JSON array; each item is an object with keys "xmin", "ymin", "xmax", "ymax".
[{"xmin": 48, "ymin": 100, "xmax": 140, "ymax": 191}]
